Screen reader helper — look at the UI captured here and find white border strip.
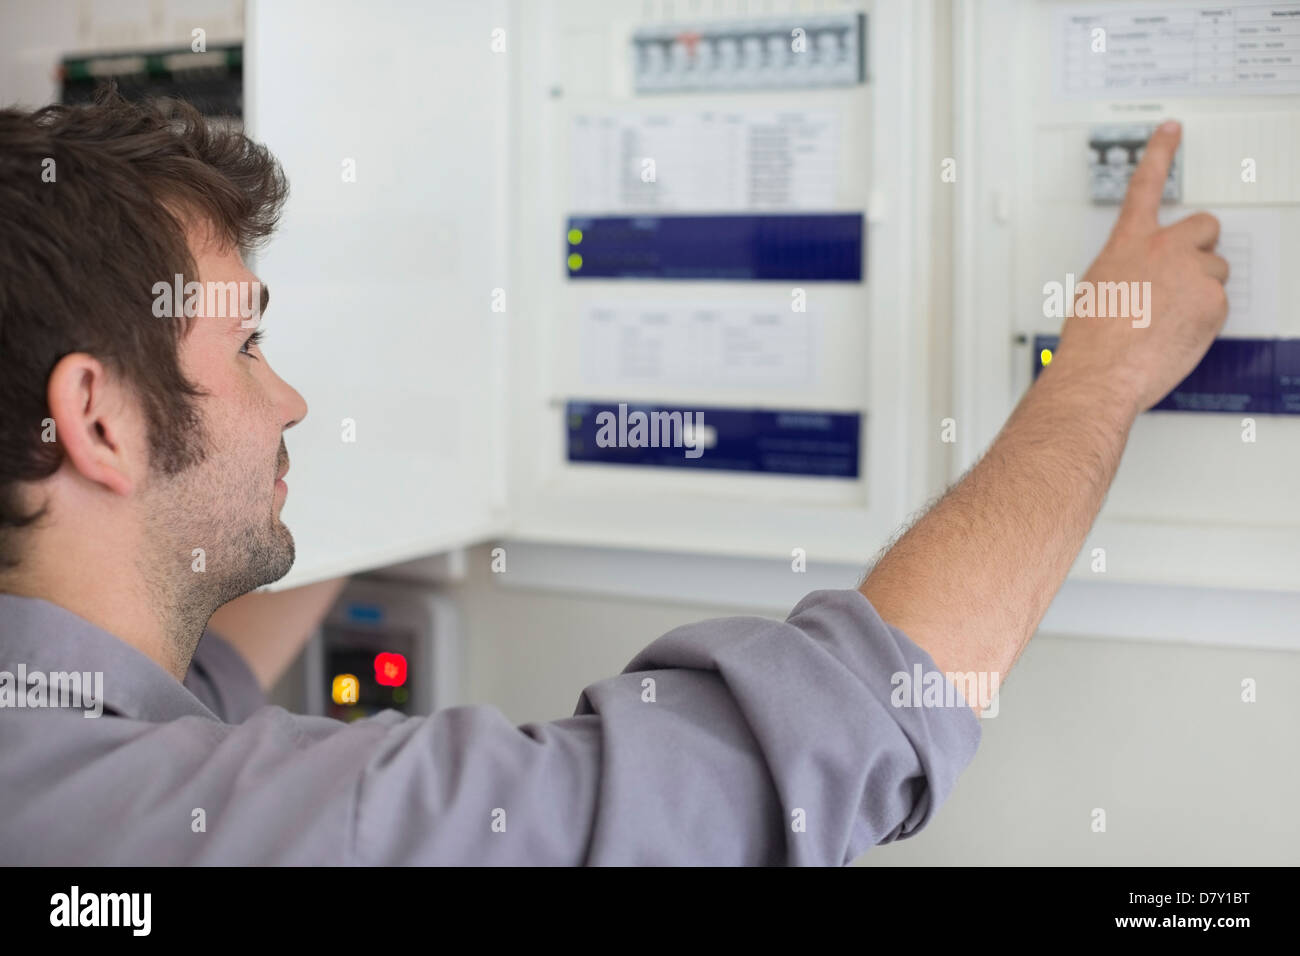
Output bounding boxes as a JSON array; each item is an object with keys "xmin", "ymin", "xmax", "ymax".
[{"xmin": 495, "ymin": 539, "xmax": 1300, "ymax": 651}]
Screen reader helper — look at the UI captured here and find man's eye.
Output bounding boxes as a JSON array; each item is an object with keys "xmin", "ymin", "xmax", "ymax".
[{"xmin": 240, "ymin": 330, "xmax": 264, "ymax": 358}]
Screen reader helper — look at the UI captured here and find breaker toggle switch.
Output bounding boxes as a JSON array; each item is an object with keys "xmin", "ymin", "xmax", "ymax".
[{"xmin": 1088, "ymin": 124, "xmax": 1182, "ymax": 204}]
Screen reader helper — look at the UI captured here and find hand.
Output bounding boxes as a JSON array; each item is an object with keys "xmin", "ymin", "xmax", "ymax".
[{"xmin": 1052, "ymin": 120, "xmax": 1229, "ymax": 415}]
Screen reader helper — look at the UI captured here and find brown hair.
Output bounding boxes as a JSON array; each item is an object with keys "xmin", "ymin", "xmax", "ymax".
[{"xmin": 0, "ymin": 85, "xmax": 288, "ymax": 567}]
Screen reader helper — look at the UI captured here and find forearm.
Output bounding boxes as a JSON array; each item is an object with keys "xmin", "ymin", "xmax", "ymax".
[
  {"xmin": 860, "ymin": 365, "xmax": 1139, "ymax": 705},
  {"xmin": 206, "ymin": 577, "xmax": 349, "ymax": 691},
  {"xmin": 861, "ymin": 122, "xmax": 1227, "ymax": 714}
]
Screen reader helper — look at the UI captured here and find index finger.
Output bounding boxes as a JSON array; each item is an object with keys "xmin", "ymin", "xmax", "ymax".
[{"xmin": 1115, "ymin": 120, "xmax": 1182, "ymax": 236}]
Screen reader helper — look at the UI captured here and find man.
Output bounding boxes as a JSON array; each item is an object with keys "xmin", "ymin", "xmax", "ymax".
[{"xmin": 0, "ymin": 92, "xmax": 1226, "ymax": 865}]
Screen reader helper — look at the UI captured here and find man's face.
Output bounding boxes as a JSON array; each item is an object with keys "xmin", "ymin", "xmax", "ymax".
[{"xmin": 141, "ymin": 226, "xmax": 308, "ymax": 607}]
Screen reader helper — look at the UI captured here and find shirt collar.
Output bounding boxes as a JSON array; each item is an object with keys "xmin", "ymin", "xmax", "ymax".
[{"xmin": 0, "ymin": 593, "xmax": 218, "ymax": 722}]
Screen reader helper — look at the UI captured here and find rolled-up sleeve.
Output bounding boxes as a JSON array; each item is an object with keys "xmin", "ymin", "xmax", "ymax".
[
  {"xmin": 1, "ymin": 589, "xmax": 980, "ymax": 864},
  {"xmin": 351, "ymin": 588, "xmax": 980, "ymax": 865}
]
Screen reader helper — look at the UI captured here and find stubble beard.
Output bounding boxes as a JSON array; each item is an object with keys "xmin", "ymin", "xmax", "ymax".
[{"xmin": 142, "ymin": 429, "xmax": 296, "ymax": 653}]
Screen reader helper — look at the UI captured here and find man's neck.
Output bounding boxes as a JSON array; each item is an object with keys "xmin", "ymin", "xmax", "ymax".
[{"xmin": 2, "ymin": 541, "xmax": 205, "ymax": 682}]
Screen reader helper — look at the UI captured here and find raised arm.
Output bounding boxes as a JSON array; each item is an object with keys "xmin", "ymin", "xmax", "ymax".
[{"xmin": 861, "ymin": 122, "xmax": 1228, "ymax": 712}]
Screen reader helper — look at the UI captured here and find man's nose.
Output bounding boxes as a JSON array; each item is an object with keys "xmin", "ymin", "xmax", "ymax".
[{"xmin": 274, "ymin": 369, "xmax": 308, "ymax": 428}]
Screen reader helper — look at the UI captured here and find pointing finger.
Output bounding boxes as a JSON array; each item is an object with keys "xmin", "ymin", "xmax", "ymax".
[{"xmin": 1115, "ymin": 120, "xmax": 1181, "ymax": 237}]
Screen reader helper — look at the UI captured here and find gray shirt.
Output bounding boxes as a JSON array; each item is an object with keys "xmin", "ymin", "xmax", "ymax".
[{"xmin": 0, "ymin": 588, "xmax": 980, "ymax": 864}]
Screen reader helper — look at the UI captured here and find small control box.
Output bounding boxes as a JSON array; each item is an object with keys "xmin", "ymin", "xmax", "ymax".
[{"xmin": 305, "ymin": 580, "xmax": 459, "ymax": 722}]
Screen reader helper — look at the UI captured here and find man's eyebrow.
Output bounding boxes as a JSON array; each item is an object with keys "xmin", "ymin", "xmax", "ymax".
[{"xmin": 230, "ymin": 284, "xmax": 269, "ymax": 332}]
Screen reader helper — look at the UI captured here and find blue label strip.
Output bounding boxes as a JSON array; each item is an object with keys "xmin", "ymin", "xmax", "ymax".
[
  {"xmin": 1033, "ymin": 335, "xmax": 1300, "ymax": 414},
  {"xmin": 565, "ymin": 401, "xmax": 862, "ymax": 478},
  {"xmin": 565, "ymin": 214, "xmax": 865, "ymax": 281}
]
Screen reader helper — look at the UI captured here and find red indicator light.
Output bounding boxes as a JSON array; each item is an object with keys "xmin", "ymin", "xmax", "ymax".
[{"xmin": 373, "ymin": 652, "xmax": 407, "ymax": 688}]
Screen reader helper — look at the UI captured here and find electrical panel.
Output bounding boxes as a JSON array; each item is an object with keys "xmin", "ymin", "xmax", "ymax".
[
  {"xmin": 957, "ymin": 0, "xmax": 1300, "ymax": 589},
  {"xmin": 248, "ymin": 0, "xmax": 1300, "ymax": 594},
  {"xmin": 252, "ymin": 0, "xmax": 940, "ymax": 586},
  {"xmin": 502, "ymin": 0, "xmax": 935, "ymax": 565}
]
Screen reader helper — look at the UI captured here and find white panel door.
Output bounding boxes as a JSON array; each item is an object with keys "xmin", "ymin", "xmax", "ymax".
[{"xmin": 246, "ymin": 0, "xmax": 511, "ymax": 587}]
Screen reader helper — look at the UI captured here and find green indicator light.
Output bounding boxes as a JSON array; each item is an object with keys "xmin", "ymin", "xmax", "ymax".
[
  {"xmin": 393, "ymin": 687, "xmax": 409, "ymax": 705},
  {"xmin": 567, "ymin": 228, "xmax": 583, "ymax": 245},
  {"xmin": 567, "ymin": 253, "xmax": 583, "ymax": 271}
]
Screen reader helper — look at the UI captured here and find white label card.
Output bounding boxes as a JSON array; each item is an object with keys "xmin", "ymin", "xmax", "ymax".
[
  {"xmin": 1056, "ymin": 2, "xmax": 1300, "ymax": 100},
  {"xmin": 581, "ymin": 303, "xmax": 818, "ymax": 388},
  {"xmin": 570, "ymin": 110, "xmax": 838, "ymax": 213},
  {"xmin": 1086, "ymin": 205, "xmax": 1281, "ymax": 336}
]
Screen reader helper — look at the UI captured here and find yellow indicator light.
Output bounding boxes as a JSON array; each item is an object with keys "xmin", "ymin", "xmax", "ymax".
[
  {"xmin": 332, "ymin": 673, "xmax": 359, "ymax": 705},
  {"xmin": 567, "ymin": 253, "xmax": 583, "ymax": 271},
  {"xmin": 1040, "ymin": 348, "xmax": 1053, "ymax": 367},
  {"xmin": 567, "ymin": 228, "xmax": 583, "ymax": 245}
]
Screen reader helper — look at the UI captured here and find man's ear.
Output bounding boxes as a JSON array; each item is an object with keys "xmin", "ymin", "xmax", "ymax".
[{"xmin": 45, "ymin": 353, "xmax": 140, "ymax": 497}]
